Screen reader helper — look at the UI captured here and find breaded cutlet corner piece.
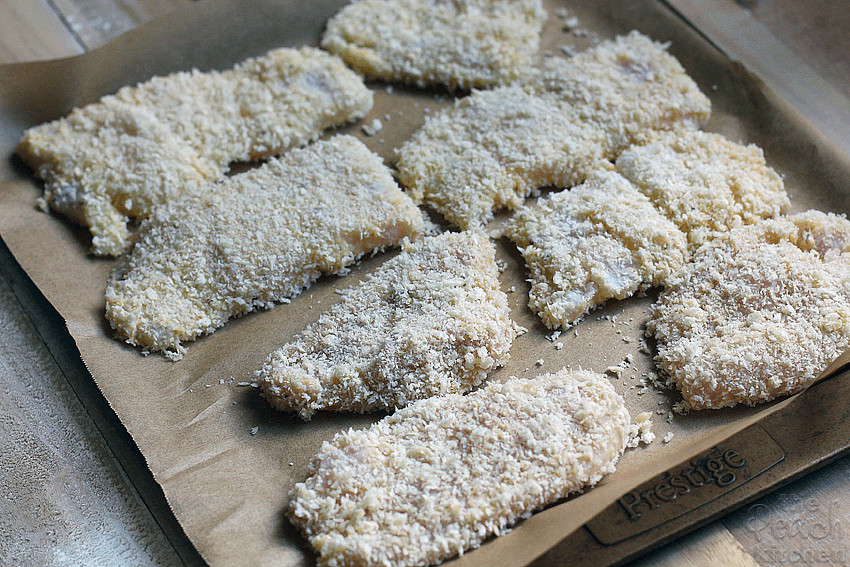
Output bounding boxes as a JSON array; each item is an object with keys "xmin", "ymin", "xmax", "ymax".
[
  {"xmin": 616, "ymin": 130, "xmax": 790, "ymax": 250},
  {"xmin": 396, "ymin": 31, "xmax": 710, "ymax": 229},
  {"xmin": 649, "ymin": 211, "xmax": 850, "ymax": 410},
  {"xmin": 18, "ymin": 47, "xmax": 373, "ymax": 256},
  {"xmin": 289, "ymin": 369, "xmax": 632, "ymax": 567},
  {"xmin": 321, "ymin": 0, "xmax": 546, "ymax": 89},
  {"xmin": 105, "ymin": 136, "xmax": 423, "ymax": 361},
  {"xmin": 257, "ymin": 231, "xmax": 518, "ymax": 419},
  {"xmin": 505, "ymin": 170, "xmax": 687, "ymax": 329}
]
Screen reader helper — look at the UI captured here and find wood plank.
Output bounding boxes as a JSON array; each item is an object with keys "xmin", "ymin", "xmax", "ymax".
[
  {"xmin": 629, "ymin": 523, "xmax": 761, "ymax": 567},
  {"xmin": 0, "ymin": 0, "xmax": 83, "ymax": 64},
  {"xmin": 0, "ymin": 264, "xmax": 180, "ymax": 564},
  {"xmin": 666, "ymin": 0, "xmax": 850, "ymax": 160},
  {"xmin": 49, "ymin": 0, "xmax": 191, "ymax": 50}
]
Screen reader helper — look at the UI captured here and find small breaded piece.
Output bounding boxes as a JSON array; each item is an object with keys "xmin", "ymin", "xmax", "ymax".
[
  {"xmin": 648, "ymin": 211, "xmax": 850, "ymax": 410},
  {"xmin": 105, "ymin": 136, "xmax": 422, "ymax": 361},
  {"xmin": 505, "ymin": 170, "xmax": 687, "ymax": 329},
  {"xmin": 397, "ymin": 31, "xmax": 710, "ymax": 229},
  {"xmin": 257, "ymin": 231, "xmax": 518, "ymax": 420},
  {"xmin": 288, "ymin": 369, "xmax": 632, "ymax": 567},
  {"xmin": 18, "ymin": 47, "xmax": 373, "ymax": 256},
  {"xmin": 321, "ymin": 0, "xmax": 546, "ymax": 89},
  {"xmin": 616, "ymin": 130, "xmax": 790, "ymax": 249}
]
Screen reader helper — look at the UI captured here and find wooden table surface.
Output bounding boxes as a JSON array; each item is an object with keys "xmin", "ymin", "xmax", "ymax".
[{"xmin": 0, "ymin": 1, "xmax": 848, "ymax": 566}]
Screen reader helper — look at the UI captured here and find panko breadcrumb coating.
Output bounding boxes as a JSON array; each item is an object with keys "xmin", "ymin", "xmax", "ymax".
[
  {"xmin": 616, "ymin": 129, "xmax": 790, "ymax": 249},
  {"xmin": 321, "ymin": 0, "xmax": 546, "ymax": 89},
  {"xmin": 397, "ymin": 86, "xmax": 609, "ymax": 229},
  {"xmin": 257, "ymin": 231, "xmax": 518, "ymax": 420},
  {"xmin": 649, "ymin": 211, "xmax": 850, "ymax": 409},
  {"xmin": 105, "ymin": 136, "xmax": 422, "ymax": 361},
  {"xmin": 506, "ymin": 170, "xmax": 687, "ymax": 329},
  {"xmin": 397, "ymin": 31, "xmax": 710, "ymax": 229},
  {"xmin": 522, "ymin": 31, "xmax": 710, "ymax": 153},
  {"xmin": 288, "ymin": 369, "xmax": 632, "ymax": 567},
  {"xmin": 17, "ymin": 47, "xmax": 373, "ymax": 256}
]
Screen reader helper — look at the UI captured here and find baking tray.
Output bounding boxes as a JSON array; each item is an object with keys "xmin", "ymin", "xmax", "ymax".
[{"xmin": 1, "ymin": 0, "xmax": 849, "ymax": 565}]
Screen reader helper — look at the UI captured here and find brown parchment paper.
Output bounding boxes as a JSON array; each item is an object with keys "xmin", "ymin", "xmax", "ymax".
[{"xmin": 1, "ymin": 0, "xmax": 849, "ymax": 565}]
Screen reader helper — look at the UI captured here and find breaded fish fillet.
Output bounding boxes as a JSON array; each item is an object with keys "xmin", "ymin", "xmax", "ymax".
[
  {"xmin": 321, "ymin": 0, "xmax": 546, "ymax": 89},
  {"xmin": 616, "ymin": 130, "xmax": 790, "ymax": 249},
  {"xmin": 257, "ymin": 231, "xmax": 518, "ymax": 419},
  {"xmin": 105, "ymin": 136, "xmax": 422, "ymax": 361},
  {"xmin": 397, "ymin": 86, "xmax": 609, "ymax": 228},
  {"xmin": 18, "ymin": 47, "xmax": 373, "ymax": 256},
  {"xmin": 288, "ymin": 369, "xmax": 632, "ymax": 567},
  {"xmin": 521, "ymin": 31, "xmax": 710, "ymax": 153},
  {"xmin": 505, "ymin": 170, "xmax": 687, "ymax": 329},
  {"xmin": 397, "ymin": 31, "xmax": 710, "ymax": 229},
  {"xmin": 648, "ymin": 211, "xmax": 850, "ymax": 409}
]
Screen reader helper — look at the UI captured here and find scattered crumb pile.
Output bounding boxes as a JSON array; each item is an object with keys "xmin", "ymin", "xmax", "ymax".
[
  {"xmin": 257, "ymin": 231, "xmax": 519, "ymax": 419},
  {"xmin": 505, "ymin": 169, "xmax": 687, "ymax": 328},
  {"xmin": 630, "ymin": 411, "xmax": 656, "ymax": 446},
  {"xmin": 17, "ymin": 47, "xmax": 372, "ymax": 255},
  {"xmin": 321, "ymin": 0, "xmax": 546, "ymax": 89},
  {"xmin": 649, "ymin": 210, "xmax": 850, "ymax": 409},
  {"xmin": 397, "ymin": 31, "xmax": 711, "ymax": 229},
  {"xmin": 288, "ymin": 369, "xmax": 632, "ymax": 567},
  {"xmin": 105, "ymin": 135, "xmax": 422, "ymax": 360}
]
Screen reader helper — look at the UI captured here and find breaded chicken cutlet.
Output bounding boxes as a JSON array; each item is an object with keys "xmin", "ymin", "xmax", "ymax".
[
  {"xmin": 321, "ymin": 0, "xmax": 546, "ymax": 89},
  {"xmin": 649, "ymin": 211, "xmax": 850, "ymax": 409},
  {"xmin": 616, "ymin": 129, "xmax": 790, "ymax": 249},
  {"xmin": 505, "ymin": 170, "xmax": 687, "ymax": 329},
  {"xmin": 396, "ymin": 31, "xmax": 710, "ymax": 229},
  {"xmin": 257, "ymin": 231, "xmax": 518, "ymax": 419},
  {"xmin": 17, "ymin": 47, "xmax": 373, "ymax": 256},
  {"xmin": 105, "ymin": 136, "xmax": 423, "ymax": 361},
  {"xmin": 288, "ymin": 369, "xmax": 632, "ymax": 567}
]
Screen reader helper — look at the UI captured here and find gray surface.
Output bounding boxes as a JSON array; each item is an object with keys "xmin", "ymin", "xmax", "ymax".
[{"xmin": 0, "ymin": 272, "xmax": 179, "ymax": 566}]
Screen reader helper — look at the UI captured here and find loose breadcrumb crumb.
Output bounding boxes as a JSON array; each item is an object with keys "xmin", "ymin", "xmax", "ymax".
[
  {"xmin": 628, "ymin": 411, "xmax": 655, "ymax": 446},
  {"xmin": 18, "ymin": 47, "xmax": 373, "ymax": 256},
  {"xmin": 288, "ymin": 369, "xmax": 631, "ymax": 567},
  {"xmin": 105, "ymin": 136, "xmax": 422, "ymax": 360},
  {"xmin": 362, "ymin": 118, "xmax": 383, "ymax": 136},
  {"xmin": 257, "ymin": 232, "xmax": 518, "ymax": 419},
  {"xmin": 649, "ymin": 211, "xmax": 850, "ymax": 409},
  {"xmin": 321, "ymin": 0, "xmax": 546, "ymax": 89}
]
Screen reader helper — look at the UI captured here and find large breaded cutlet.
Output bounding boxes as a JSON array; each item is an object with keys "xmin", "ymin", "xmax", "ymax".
[
  {"xmin": 257, "ymin": 231, "xmax": 518, "ymax": 420},
  {"xmin": 288, "ymin": 369, "xmax": 632, "ymax": 567},
  {"xmin": 506, "ymin": 170, "xmax": 687, "ymax": 329},
  {"xmin": 321, "ymin": 0, "xmax": 546, "ymax": 89},
  {"xmin": 18, "ymin": 47, "xmax": 373, "ymax": 256},
  {"xmin": 397, "ymin": 86, "xmax": 609, "ymax": 229},
  {"xmin": 616, "ymin": 129, "xmax": 790, "ymax": 249},
  {"xmin": 396, "ymin": 31, "xmax": 710, "ymax": 229},
  {"xmin": 649, "ymin": 211, "xmax": 850, "ymax": 409},
  {"xmin": 105, "ymin": 136, "xmax": 423, "ymax": 361}
]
